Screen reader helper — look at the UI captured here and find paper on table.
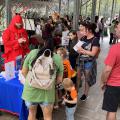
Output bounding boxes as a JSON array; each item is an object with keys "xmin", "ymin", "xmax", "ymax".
[
  {"xmin": 5, "ymin": 61, "xmax": 15, "ymax": 81},
  {"xmin": 73, "ymin": 40, "xmax": 85, "ymax": 52},
  {"xmin": 0, "ymin": 36, "xmax": 3, "ymax": 45},
  {"xmin": 0, "ymin": 71, "xmax": 5, "ymax": 78}
]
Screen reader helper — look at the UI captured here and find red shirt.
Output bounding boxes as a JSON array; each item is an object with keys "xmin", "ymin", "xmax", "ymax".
[{"xmin": 105, "ymin": 43, "xmax": 120, "ymax": 86}]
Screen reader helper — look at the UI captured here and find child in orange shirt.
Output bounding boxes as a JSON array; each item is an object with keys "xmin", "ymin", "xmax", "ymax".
[
  {"xmin": 57, "ymin": 47, "xmax": 76, "ymax": 79},
  {"xmin": 54, "ymin": 47, "xmax": 76, "ymax": 109},
  {"xmin": 62, "ymin": 78, "xmax": 77, "ymax": 120}
]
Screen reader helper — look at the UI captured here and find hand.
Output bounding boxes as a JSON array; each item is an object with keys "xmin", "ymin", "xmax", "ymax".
[
  {"xmin": 20, "ymin": 79, "xmax": 25, "ymax": 85},
  {"xmin": 51, "ymin": 24, "xmax": 54, "ymax": 27},
  {"xmin": 63, "ymin": 98, "xmax": 68, "ymax": 103},
  {"xmin": 77, "ymin": 47, "xmax": 83, "ymax": 53},
  {"xmin": 77, "ymin": 47, "xmax": 87, "ymax": 54},
  {"xmin": 18, "ymin": 38, "xmax": 26, "ymax": 44},
  {"xmin": 80, "ymin": 49, "xmax": 87, "ymax": 55},
  {"xmin": 100, "ymin": 81, "xmax": 106, "ymax": 91},
  {"xmin": 62, "ymin": 96, "xmax": 65, "ymax": 99}
]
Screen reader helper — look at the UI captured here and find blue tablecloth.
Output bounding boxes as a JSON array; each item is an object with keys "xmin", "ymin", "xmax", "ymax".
[{"xmin": 0, "ymin": 72, "xmax": 28, "ymax": 120}]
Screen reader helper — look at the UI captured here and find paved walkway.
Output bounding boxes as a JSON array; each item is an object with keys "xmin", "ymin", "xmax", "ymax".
[{"xmin": 0, "ymin": 37, "xmax": 120, "ymax": 120}]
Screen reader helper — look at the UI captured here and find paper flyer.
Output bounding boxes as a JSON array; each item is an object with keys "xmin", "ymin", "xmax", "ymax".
[
  {"xmin": 73, "ymin": 40, "xmax": 85, "ymax": 52},
  {"xmin": 5, "ymin": 61, "xmax": 15, "ymax": 81}
]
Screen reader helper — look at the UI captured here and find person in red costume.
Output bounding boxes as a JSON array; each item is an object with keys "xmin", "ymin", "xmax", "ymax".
[{"xmin": 2, "ymin": 14, "xmax": 30, "ymax": 63}]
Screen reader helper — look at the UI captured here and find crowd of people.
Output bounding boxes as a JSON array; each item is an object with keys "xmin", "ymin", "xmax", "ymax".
[{"xmin": 1, "ymin": 12, "xmax": 120, "ymax": 120}]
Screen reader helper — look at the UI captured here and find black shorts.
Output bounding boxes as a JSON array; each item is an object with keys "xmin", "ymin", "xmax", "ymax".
[{"xmin": 102, "ymin": 85, "xmax": 120, "ymax": 112}]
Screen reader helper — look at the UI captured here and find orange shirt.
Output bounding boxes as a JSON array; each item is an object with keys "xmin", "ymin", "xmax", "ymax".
[
  {"xmin": 63, "ymin": 59, "xmax": 72, "ymax": 79},
  {"xmin": 65, "ymin": 87, "xmax": 77, "ymax": 107},
  {"xmin": 63, "ymin": 59, "xmax": 76, "ymax": 79},
  {"xmin": 70, "ymin": 88, "xmax": 77, "ymax": 100}
]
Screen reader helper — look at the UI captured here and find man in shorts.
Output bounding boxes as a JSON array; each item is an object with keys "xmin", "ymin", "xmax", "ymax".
[{"xmin": 101, "ymin": 21, "xmax": 120, "ymax": 120}]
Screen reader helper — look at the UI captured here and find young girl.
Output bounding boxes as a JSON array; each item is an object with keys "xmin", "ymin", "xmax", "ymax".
[
  {"xmin": 62, "ymin": 78, "xmax": 77, "ymax": 120},
  {"xmin": 68, "ymin": 30, "xmax": 79, "ymax": 84}
]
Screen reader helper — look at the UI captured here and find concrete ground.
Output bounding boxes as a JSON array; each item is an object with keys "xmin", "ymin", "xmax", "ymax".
[{"xmin": 0, "ymin": 37, "xmax": 120, "ymax": 120}]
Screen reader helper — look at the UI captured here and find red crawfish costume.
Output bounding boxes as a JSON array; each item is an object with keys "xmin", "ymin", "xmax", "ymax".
[{"xmin": 2, "ymin": 15, "xmax": 30, "ymax": 63}]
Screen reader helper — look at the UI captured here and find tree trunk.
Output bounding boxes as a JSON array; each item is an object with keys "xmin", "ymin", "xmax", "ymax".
[
  {"xmin": 119, "ymin": 9, "xmax": 120, "ymax": 21},
  {"xmin": 110, "ymin": 0, "xmax": 115, "ymax": 22},
  {"xmin": 45, "ymin": 4, "xmax": 49, "ymax": 17},
  {"xmin": 85, "ymin": 1, "xmax": 88, "ymax": 17},
  {"xmin": 103, "ymin": 0, "xmax": 109, "ymax": 18},
  {"xmin": 98, "ymin": 0, "xmax": 101, "ymax": 16},
  {"xmin": 58, "ymin": 0, "xmax": 61, "ymax": 14},
  {"xmin": 5, "ymin": 0, "xmax": 12, "ymax": 27},
  {"xmin": 113, "ymin": 0, "xmax": 117, "ymax": 17},
  {"xmin": 67, "ymin": 0, "xmax": 70, "ymax": 15},
  {"xmin": 79, "ymin": 0, "xmax": 82, "ymax": 15},
  {"xmin": 91, "ymin": 0, "xmax": 97, "ymax": 22},
  {"xmin": 73, "ymin": 0, "xmax": 80, "ymax": 30}
]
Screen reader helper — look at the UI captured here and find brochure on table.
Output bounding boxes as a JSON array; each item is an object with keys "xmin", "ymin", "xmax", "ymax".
[
  {"xmin": 5, "ymin": 61, "xmax": 15, "ymax": 81},
  {"xmin": 1, "ymin": 55, "xmax": 22, "ymax": 81}
]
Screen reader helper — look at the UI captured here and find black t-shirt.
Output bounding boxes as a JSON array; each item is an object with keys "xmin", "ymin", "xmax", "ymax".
[{"xmin": 80, "ymin": 36, "xmax": 100, "ymax": 51}]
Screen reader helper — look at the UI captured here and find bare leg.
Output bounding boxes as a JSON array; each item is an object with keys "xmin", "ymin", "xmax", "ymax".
[
  {"xmin": 84, "ymin": 81, "xmax": 90, "ymax": 96},
  {"xmin": 28, "ymin": 105, "xmax": 37, "ymax": 120},
  {"xmin": 106, "ymin": 112, "xmax": 116, "ymax": 120},
  {"xmin": 84, "ymin": 70, "xmax": 90, "ymax": 96},
  {"xmin": 41, "ymin": 104, "xmax": 53, "ymax": 120},
  {"xmin": 54, "ymin": 90, "xmax": 59, "ymax": 109},
  {"xmin": 77, "ymin": 67, "xmax": 81, "ymax": 92}
]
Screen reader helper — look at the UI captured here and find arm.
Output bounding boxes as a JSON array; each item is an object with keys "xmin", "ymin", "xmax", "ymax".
[
  {"xmin": 64, "ymin": 97, "xmax": 77, "ymax": 104},
  {"xmin": 56, "ymin": 74, "xmax": 63, "ymax": 84},
  {"xmin": 2, "ymin": 29, "xmax": 20, "ymax": 48},
  {"xmin": 23, "ymin": 30, "xmax": 29, "ymax": 44},
  {"xmin": 21, "ymin": 50, "xmax": 33, "ymax": 77},
  {"xmin": 55, "ymin": 55, "xmax": 64, "ymax": 84},
  {"xmin": 21, "ymin": 67, "xmax": 29, "ymax": 78},
  {"xmin": 101, "ymin": 65, "xmax": 112, "ymax": 85},
  {"xmin": 101, "ymin": 46, "xmax": 116, "ymax": 89},
  {"xmin": 78, "ymin": 46, "xmax": 99, "ymax": 57}
]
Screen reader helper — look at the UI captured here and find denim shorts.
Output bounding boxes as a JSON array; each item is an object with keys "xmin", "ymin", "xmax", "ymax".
[
  {"xmin": 25, "ymin": 101, "xmax": 54, "ymax": 109},
  {"xmin": 84, "ymin": 62, "xmax": 93, "ymax": 70}
]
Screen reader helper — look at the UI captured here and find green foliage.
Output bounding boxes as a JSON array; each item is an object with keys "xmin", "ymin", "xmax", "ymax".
[{"xmin": 81, "ymin": 0, "xmax": 120, "ymax": 18}]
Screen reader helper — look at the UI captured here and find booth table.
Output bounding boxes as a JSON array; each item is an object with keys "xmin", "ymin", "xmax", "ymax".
[{"xmin": 0, "ymin": 72, "xmax": 28, "ymax": 120}]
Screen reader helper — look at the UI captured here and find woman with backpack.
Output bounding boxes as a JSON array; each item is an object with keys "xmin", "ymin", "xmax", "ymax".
[
  {"xmin": 21, "ymin": 42, "xmax": 64, "ymax": 120},
  {"xmin": 77, "ymin": 22, "xmax": 100, "ymax": 101}
]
